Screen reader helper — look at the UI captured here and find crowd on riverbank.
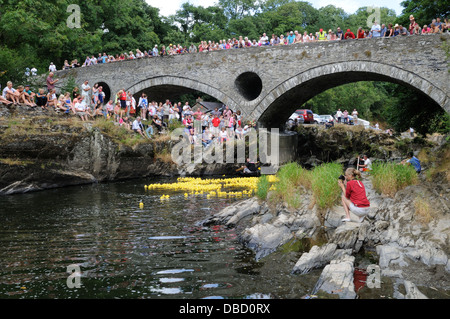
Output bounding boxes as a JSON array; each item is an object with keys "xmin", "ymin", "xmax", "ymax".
[
  {"xmin": 55, "ymin": 15, "xmax": 448, "ymax": 70},
  {"xmin": 0, "ymin": 77, "xmax": 257, "ymax": 145}
]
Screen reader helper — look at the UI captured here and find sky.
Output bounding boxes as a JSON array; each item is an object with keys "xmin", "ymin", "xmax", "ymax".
[{"xmin": 145, "ymin": 0, "xmax": 405, "ymax": 18}]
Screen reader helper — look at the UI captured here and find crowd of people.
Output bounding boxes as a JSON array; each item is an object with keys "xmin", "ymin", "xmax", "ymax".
[
  {"xmin": 53, "ymin": 15, "xmax": 449, "ymax": 71},
  {"xmin": 1, "ymin": 75, "xmax": 256, "ymax": 145}
]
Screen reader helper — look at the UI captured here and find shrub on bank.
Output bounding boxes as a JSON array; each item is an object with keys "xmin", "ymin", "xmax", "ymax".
[
  {"xmin": 260, "ymin": 162, "xmax": 343, "ymax": 210},
  {"xmin": 371, "ymin": 162, "xmax": 418, "ymax": 197},
  {"xmin": 256, "ymin": 174, "xmax": 270, "ymax": 200},
  {"xmin": 309, "ymin": 162, "xmax": 343, "ymax": 209}
]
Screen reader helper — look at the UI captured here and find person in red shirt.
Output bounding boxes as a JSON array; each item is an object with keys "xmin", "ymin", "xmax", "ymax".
[
  {"xmin": 357, "ymin": 27, "xmax": 365, "ymax": 39},
  {"xmin": 338, "ymin": 168, "xmax": 370, "ymax": 222},
  {"xmin": 211, "ymin": 114, "xmax": 221, "ymax": 138},
  {"xmin": 344, "ymin": 29, "xmax": 355, "ymax": 39}
]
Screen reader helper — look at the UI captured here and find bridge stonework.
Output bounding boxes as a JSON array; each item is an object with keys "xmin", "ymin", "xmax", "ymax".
[{"xmin": 55, "ymin": 34, "xmax": 449, "ymax": 128}]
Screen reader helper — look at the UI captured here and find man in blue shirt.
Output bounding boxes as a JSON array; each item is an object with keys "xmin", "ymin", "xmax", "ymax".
[
  {"xmin": 405, "ymin": 152, "xmax": 421, "ymax": 173},
  {"xmin": 371, "ymin": 21, "xmax": 381, "ymax": 38},
  {"xmin": 287, "ymin": 31, "xmax": 295, "ymax": 44}
]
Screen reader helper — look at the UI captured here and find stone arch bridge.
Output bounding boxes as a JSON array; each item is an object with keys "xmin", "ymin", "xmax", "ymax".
[{"xmin": 54, "ymin": 34, "xmax": 449, "ymax": 128}]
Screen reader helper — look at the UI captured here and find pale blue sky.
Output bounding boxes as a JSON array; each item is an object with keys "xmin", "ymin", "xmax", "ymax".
[{"xmin": 145, "ymin": 0, "xmax": 404, "ymax": 18}]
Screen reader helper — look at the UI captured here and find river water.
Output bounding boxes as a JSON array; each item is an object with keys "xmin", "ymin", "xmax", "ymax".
[{"xmin": 0, "ymin": 177, "xmax": 322, "ymax": 299}]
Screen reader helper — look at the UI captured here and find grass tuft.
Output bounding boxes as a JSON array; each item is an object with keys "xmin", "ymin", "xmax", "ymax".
[{"xmin": 371, "ymin": 162, "xmax": 418, "ymax": 197}]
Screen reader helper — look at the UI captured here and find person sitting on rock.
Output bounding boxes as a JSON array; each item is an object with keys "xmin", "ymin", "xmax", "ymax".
[
  {"xmin": 338, "ymin": 168, "xmax": 371, "ymax": 223},
  {"xmin": 46, "ymin": 88, "xmax": 58, "ymax": 109},
  {"xmin": 2, "ymin": 81, "xmax": 20, "ymax": 105},
  {"xmin": 0, "ymin": 90, "xmax": 13, "ymax": 106},
  {"xmin": 16, "ymin": 85, "xmax": 36, "ymax": 107},
  {"xmin": 36, "ymin": 88, "xmax": 48, "ymax": 111},
  {"xmin": 132, "ymin": 116, "xmax": 147, "ymax": 138},
  {"xmin": 358, "ymin": 155, "xmax": 372, "ymax": 172},
  {"xmin": 241, "ymin": 158, "xmax": 258, "ymax": 174}
]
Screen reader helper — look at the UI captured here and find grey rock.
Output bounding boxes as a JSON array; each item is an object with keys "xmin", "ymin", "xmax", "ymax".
[
  {"xmin": 292, "ymin": 243, "xmax": 352, "ymax": 274},
  {"xmin": 312, "ymin": 255, "xmax": 357, "ymax": 299}
]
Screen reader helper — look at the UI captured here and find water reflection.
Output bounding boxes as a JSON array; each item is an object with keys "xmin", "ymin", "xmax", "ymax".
[{"xmin": 0, "ymin": 178, "xmax": 318, "ymax": 299}]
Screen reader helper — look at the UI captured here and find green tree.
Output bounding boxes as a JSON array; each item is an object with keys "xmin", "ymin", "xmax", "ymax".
[
  {"xmin": 396, "ymin": 0, "xmax": 450, "ymax": 26},
  {"xmin": 314, "ymin": 5, "xmax": 348, "ymax": 32},
  {"xmin": 170, "ymin": 2, "xmax": 228, "ymax": 45},
  {"xmin": 218, "ymin": 0, "xmax": 259, "ymax": 20}
]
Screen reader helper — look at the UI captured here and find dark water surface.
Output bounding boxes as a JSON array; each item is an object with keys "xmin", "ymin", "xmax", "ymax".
[{"xmin": 0, "ymin": 178, "xmax": 320, "ymax": 299}]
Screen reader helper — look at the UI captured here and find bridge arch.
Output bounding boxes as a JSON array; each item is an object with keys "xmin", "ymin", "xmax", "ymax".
[
  {"xmin": 125, "ymin": 75, "xmax": 239, "ymax": 110},
  {"xmin": 253, "ymin": 61, "xmax": 449, "ymax": 128}
]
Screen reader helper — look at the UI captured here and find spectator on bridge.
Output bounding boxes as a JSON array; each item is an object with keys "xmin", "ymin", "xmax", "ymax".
[
  {"xmin": 287, "ymin": 31, "xmax": 295, "ymax": 44},
  {"xmin": 327, "ymin": 30, "xmax": 336, "ymax": 41},
  {"xmin": 302, "ymin": 31, "xmax": 310, "ymax": 42},
  {"xmin": 408, "ymin": 15, "xmax": 419, "ymax": 35},
  {"xmin": 433, "ymin": 18, "xmax": 443, "ymax": 33},
  {"xmin": 357, "ymin": 27, "xmax": 365, "ymax": 39},
  {"xmin": 317, "ymin": 28, "xmax": 327, "ymax": 41},
  {"xmin": 189, "ymin": 44, "xmax": 197, "ymax": 53},
  {"xmin": 294, "ymin": 30, "xmax": 302, "ymax": 43},
  {"xmin": 412, "ymin": 24, "xmax": 422, "ymax": 35},
  {"xmin": 336, "ymin": 27, "xmax": 344, "ymax": 40},
  {"xmin": 380, "ymin": 24, "xmax": 387, "ymax": 37},
  {"xmin": 399, "ymin": 25, "xmax": 408, "ymax": 36},
  {"xmin": 260, "ymin": 33, "xmax": 269, "ymax": 44},
  {"xmin": 443, "ymin": 18, "xmax": 449, "ymax": 33},
  {"xmin": 385, "ymin": 24, "xmax": 394, "ymax": 37},
  {"xmin": 344, "ymin": 29, "xmax": 355, "ymax": 39},
  {"xmin": 371, "ymin": 21, "xmax": 382, "ymax": 38}
]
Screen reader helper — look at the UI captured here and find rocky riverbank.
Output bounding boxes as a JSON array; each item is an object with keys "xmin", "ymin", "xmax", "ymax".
[{"xmin": 200, "ymin": 164, "xmax": 450, "ymax": 299}]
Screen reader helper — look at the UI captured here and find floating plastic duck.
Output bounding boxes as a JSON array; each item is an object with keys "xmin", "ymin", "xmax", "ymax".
[{"xmin": 145, "ymin": 176, "xmax": 278, "ymax": 198}]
